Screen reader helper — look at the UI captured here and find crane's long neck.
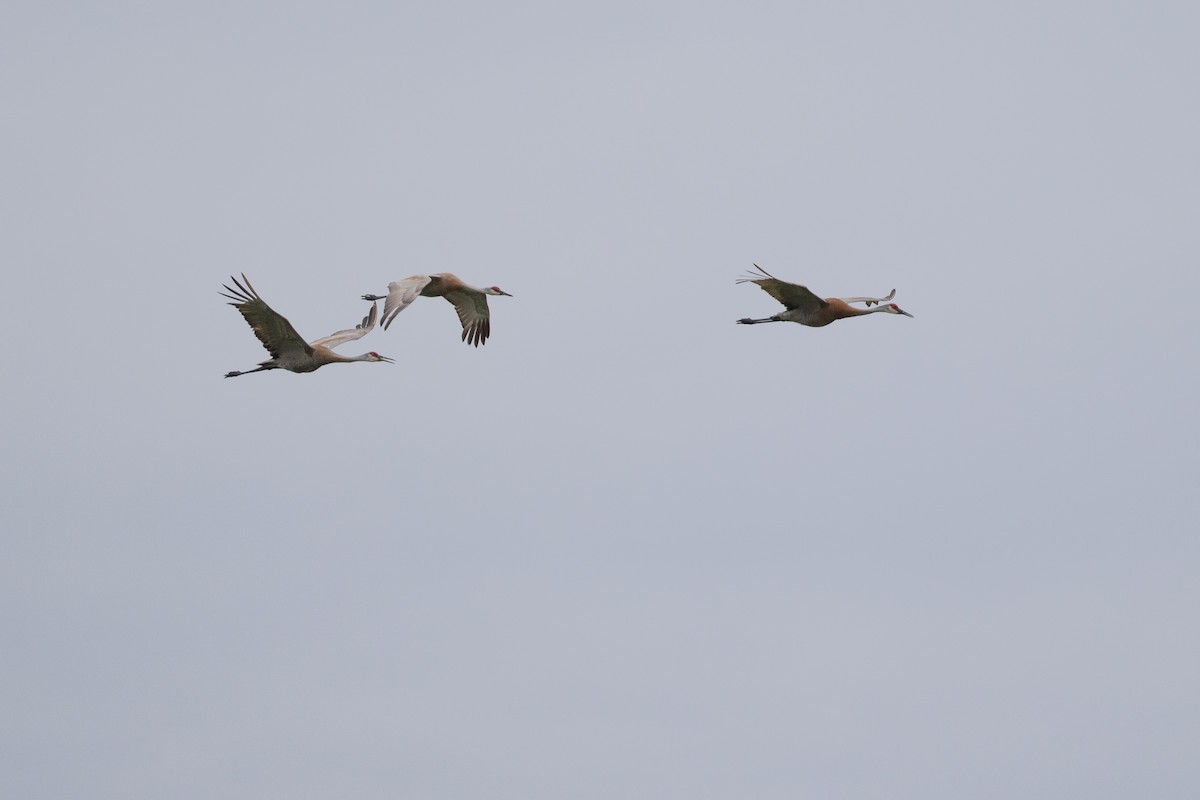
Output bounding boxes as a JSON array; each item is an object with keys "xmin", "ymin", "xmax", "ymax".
[
  {"xmin": 322, "ymin": 351, "xmax": 376, "ymax": 364},
  {"xmin": 838, "ymin": 304, "xmax": 892, "ymax": 319}
]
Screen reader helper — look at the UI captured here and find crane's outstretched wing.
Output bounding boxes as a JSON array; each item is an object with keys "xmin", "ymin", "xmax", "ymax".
[
  {"xmin": 838, "ymin": 289, "xmax": 896, "ymax": 307},
  {"xmin": 220, "ymin": 274, "xmax": 313, "ymax": 360},
  {"xmin": 736, "ymin": 264, "xmax": 825, "ymax": 312},
  {"xmin": 308, "ymin": 301, "xmax": 378, "ymax": 350},
  {"xmin": 373, "ymin": 275, "xmax": 434, "ymax": 330},
  {"xmin": 443, "ymin": 289, "xmax": 491, "ymax": 347}
]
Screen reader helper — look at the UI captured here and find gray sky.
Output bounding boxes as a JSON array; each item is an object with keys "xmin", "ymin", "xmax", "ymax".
[{"xmin": 3, "ymin": 1, "xmax": 1198, "ymax": 797}]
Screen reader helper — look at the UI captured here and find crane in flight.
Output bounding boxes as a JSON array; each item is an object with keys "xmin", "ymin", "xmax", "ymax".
[
  {"xmin": 736, "ymin": 264, "xmax": 914, "ymax": 327},
  {"xmin": 221, "ymin": 274, "xmax": 394, "ymax": 378},
  {"xmin": 362, "ymin": 273, "xmax": 512, "ymax": 347}
]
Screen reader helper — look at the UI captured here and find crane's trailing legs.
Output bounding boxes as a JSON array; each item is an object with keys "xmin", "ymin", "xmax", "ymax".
[
  {"xmin": 737, "ymin": 316, "xmax": 783, "ymax": 325},
  {"xmin": 225, "ymin": 365, "xmax": 276, "ymax": 378}
]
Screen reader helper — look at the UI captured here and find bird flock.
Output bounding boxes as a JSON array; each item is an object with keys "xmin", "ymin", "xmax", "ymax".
[{"xmin": 221, "ymin": 266, "xmax": 913, "ymax": 378}]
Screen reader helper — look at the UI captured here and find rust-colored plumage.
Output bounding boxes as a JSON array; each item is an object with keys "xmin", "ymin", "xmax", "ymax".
[
  {"xmin": 363, "ymin": 273, "xmax": 511, "ymax": 347},
  {"xmin": 221, "ymin": 274, "xmax": 393, "ymax": 378},
  {"xmin": 736, "ymin": 264, "xmax": 913, "ymax": 328}
]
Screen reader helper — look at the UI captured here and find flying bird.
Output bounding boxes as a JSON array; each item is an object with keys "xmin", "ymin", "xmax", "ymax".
[
  {"xmin": 362, "ymin": 273, "xmax": 512, "ymax": 347},
  {"xmin": 221, "ymin": 274, "xmax": 394, "ymax": 378},
  {"xmin": 736, "ymin": 264, "xmax": 914, "ymax": 327}
]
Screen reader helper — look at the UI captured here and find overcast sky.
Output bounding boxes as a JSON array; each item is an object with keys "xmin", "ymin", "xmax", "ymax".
[{"xmin": 2, "ymin": 1, "xmax": 1198, "ymax": 797}]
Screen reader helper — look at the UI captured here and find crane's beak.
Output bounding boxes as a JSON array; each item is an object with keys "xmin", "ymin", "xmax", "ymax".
[
  {"xmin": 379, "ymin": 355, "xmax": 395, "ymax": 363},
  {"xmin": 900, "ymin": 309, "xmax": 914, "ymax": 318},
  {"xmin": 499, "ymin": 289, "xmax": 513, "ymax": 297}
]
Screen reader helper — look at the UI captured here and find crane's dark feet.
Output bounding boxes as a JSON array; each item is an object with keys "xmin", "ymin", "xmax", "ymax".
[
  {"xmin": 362, "ymin": 293, "xmax": 384, "ymax": 301},
  {"xmin": 224, "ymin": 371, "xmax": 241, "ymax": 378}
]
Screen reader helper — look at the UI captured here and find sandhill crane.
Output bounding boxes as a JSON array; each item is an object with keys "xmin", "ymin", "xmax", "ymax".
[
  {"xmin": 736, "ymin": 264, "xmax": 914, "ymax": 327},
  {"xmin": 221, "ymin": 274, "xmax": 394, "ymax": 378},
  {"xmin": 362, "ymin": 273, "xmax": 512, "ymax": 347}
]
